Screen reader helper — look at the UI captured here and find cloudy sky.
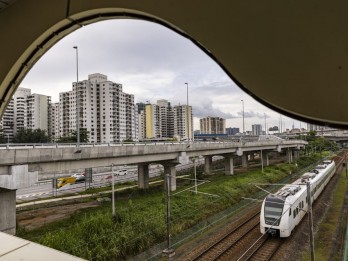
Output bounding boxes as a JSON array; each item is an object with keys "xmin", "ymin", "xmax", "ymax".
[{"xmin": 21, "ymin": 19, "xmax": 305, "ymax": 131}]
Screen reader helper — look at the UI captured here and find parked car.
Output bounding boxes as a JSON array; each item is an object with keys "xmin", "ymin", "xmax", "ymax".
[
  {"xmin": 57, "ymin": 177, "xmax": 76, "ymax": 188},
  {"xmin": 115, "ymin": 169, "xmax": 128, "ymax": 176},
  {"xmin": 71, "ymin": 173, "xmax": 86, "ymax": 182}
]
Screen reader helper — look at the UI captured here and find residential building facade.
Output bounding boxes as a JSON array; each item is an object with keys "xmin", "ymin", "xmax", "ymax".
[
  {"xmin": 1, "ymin": 87, "xmax": 51, "ymax": 142},
  {"xmin": 252, "ymin": 124, "xmax": 262, "ymax": 135},
  {"xmin": 58, "ymin": 73, "xmax": 137, "ymax": 143},
  {"xmin": 200, "ymin": 116, "xmax": 226, "ymax": 134},
  {"xmin": 137, "ymin": 100, "xmax": 193, "ymax": 140}
]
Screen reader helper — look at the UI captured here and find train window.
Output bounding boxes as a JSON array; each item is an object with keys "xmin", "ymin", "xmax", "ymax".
[
  {"xmin": 293, "ymin": 211, "xmax": 295, "ymax": 218},
  {"xmin": 306, "ymin": 196, "xmax": 308, "ymax": 203},
  {"xmin": 289, "ymin": 208, "xmax": 292, "ymax": 216}
]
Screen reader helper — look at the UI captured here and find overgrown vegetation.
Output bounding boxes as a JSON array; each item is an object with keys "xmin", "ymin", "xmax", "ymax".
[
  {"xmin": 301, "ymin": 168, "xmax": 348, "ymax": 260},
  {"xmin": 17, "ymin": 154, "xmax": 324, "ymax": 260}
]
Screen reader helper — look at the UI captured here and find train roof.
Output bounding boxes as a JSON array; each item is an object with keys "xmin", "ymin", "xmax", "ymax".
[{"xmin": 266, "ymin": 160, "xmax": 334, "ymax": 202}]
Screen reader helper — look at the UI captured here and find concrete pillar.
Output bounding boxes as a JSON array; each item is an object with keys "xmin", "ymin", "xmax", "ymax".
[
  {"xmin": 0, "ymin": 165, "xmax": 37, "ymax": 235},
  {"xmin": 163, "ymin": 164, "xmax": 177, "ymax": 191},
  {"xmin": 138, "ymin": 164, "xmax": 149, "ymax": 189},
  {"xmin": 262, "ymin": 151, "xmax": 269, "ymax": 166},
  {"xmin": 224, "ymin": 155, "xmax": 234, "ymax": 175},
  {"xmin": 293, "ymin": 150, "xmax": 300, "ymax": 161},
  {"xmin": 242, "ymin": 153, "xmax": 248, "ymax": 168},
  {"xmin": 286, "ymin": 149, "xmax": 293, "ymax": 163},
  {"xmin": 204, "ymin": 156, "xmax": 213, "ymax": 174},
  {"xmin": 0, "ymin": 188, "xmax": 16, "ymax": 235},
  {"xmin": 249, "ymin": 153, "xmax": 255, "ymax": 161}
]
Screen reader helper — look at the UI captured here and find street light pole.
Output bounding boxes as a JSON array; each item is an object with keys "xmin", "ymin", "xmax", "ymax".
[
  {"xmin": 185, "ymin": 83, "xmax": 189, "ymax": 142},
  {"xmin": 264, "ymin": 113, "xmax": 267, "ymax": 135},
  {"xmin": 73, "ymin": 46, "xmax": 80, "ymax": 149},
  {"xmin": 241, "ymin": 100, "xmax": 245, "ymax": 135}
]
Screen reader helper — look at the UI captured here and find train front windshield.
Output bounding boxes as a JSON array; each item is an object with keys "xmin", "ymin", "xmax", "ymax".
[{"xmin": 264, "ymin": 196, "xmax": 284, "ymax": 226}]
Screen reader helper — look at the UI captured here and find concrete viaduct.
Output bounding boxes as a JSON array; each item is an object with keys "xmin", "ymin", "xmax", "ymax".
[{"xmin": 0, "ymin": 139, "xmax": 306, "ymax": 235}]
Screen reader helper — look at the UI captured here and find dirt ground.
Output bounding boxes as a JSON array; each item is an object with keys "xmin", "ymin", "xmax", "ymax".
[{"xmin": 17, "ymin": 200, "xmax": 100, "ymax": 231}]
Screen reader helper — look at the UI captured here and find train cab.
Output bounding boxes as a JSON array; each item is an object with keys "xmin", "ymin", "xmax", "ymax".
[{"xmin": 261, "ymin": 195, "xmax": 286, "ymax": 236}]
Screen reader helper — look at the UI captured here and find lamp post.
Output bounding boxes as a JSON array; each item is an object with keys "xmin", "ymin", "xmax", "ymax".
[
  {"xmin": 241, "ymin": 100, "xmax": 245, "ymax": 135},
  {"xmin": 185, "ymin": 83, "xmax": 189, "ymax": 142},
  {"xmin": 73, "ymin": 46, "xmax": 80, "ymax": 149},
  {"xmin": 264, "ymin": 113, "xmax": 267, "ymax": 135}
]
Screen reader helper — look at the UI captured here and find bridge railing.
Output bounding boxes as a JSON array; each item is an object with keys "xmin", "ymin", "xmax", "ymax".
[{"xmin": 0, "ymin": 139, "xmax": 307, "ymax": 150}]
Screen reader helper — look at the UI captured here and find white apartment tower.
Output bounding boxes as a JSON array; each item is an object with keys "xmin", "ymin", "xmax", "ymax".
[
  {"xmin": 59, "ymin": 73, "xmax": 136, "ymax": 143},
  {"xmin": 1, "ymin": 98, "xmax": 14, "ymax": 141},
  {"xmin": 1, "ymin": 87, "xmax": 51, "ymax": 141},
  {"xmin": 252, "ymin": 124, "xmax": 262, "ymax": 135},
  {"xmin": 25, "ymin": 94, "xmax": 50, "ymax": 130},
  {"xmin": 50, "ymin": 103, "xmax": 60, "ymax": 141},
  {"xmin": 174, "ymin": 105, "xmax": 193, "ymax": 140},
  {"xmin": 13, "ymin": 87, "xmax": 31, "ymax": 134}
]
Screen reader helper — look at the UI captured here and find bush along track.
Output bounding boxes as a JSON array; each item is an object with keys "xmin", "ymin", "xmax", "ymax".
[{"xmin": 17, "ymin": 154, "xmax": 323, "ymax": 260}]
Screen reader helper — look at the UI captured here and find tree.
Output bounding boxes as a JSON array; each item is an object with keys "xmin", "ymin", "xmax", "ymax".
[
  {"xmin": 268, "ymin": 126, "xmax": 279, "ymax": 132},
  {"xmin": 12, "ymin": 128, "xmax": 50, "ymax": 143},
  {"xmin": 57, "ymin": 129, "xmax": 89, "ymax": 143}
]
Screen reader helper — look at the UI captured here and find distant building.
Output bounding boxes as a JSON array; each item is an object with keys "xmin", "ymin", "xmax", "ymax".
[
  {"xmin": 49, "ymin": 103, "xmax": 60, "ymax": 141},
  {"xmin": 25, "ymin": 93, "xmax": 50, "ymax": 131},
  {"xmin": 57, "ymin": 73, "xmax": 137, "ymax": 143},
  {"xmin": 1, "ymin": 87, "xmax": 51, "ymax": 142},
  {"xmin": 175, "ymin": 105, "xmax": 193, "ymax": 140},
  {"xmin": 200, "ymin": 117, "xmax": 226, "ymax": 134},
  {"xmin": 137, "ymin": 99, "xmax": 193, "ymax": 140},
  {"xmin": 252, "ymin": 124, "xmax": 262, "ymax": 135},
  {"xmin": 226, "ymin": 127, "xmax": 239, "ymax": 135}
]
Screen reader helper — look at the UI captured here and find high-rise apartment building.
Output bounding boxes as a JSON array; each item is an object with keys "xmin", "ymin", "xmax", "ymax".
[
  {"xmin": 13, "ymin": 87, "xmax": 31, "ymax": 134},
  {"xmin": 138, "ymin": 100, "xmax": 192, "ymax": 140},
  {"xmin": 200, "ymin": 116, "xmax": 226, "ymax": 134},
  {"xmin": 58, "ymin": 73, "xmax": 137, "ymax": 143},
  {"xmin": 174, "ymin": 105, "xmax": 193, "ymax": 140},
  {"xmin": 252, "ymin": 124, "xmax": 262, "ymax": 135},
  {"xmin": 1, "ymin": 98, "xmax": 14, "ymax": 141},
  {"xmin": 1, "ymin": 87, "xmax": 51, "ymax": 142},
  {"xmin": 50, "ymin": 103, "xmax": 60, "ymax": 141},
  {"xmin": 25, "ymin": 94, "xmax": 51, "ymax": 130}
]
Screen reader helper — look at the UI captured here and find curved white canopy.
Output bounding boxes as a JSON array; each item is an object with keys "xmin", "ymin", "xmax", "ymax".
[{"xmin": 1, "ymin": 0, "xmax": 348, "ymax": 127}]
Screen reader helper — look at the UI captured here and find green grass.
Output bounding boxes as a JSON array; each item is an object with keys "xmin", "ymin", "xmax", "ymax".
[
  {"xmin": 301, "ymin": 168, "xmax": 348, "ymax": 260},
  {"xmin": 17, "ymin": 155, "xmax": 322, "ymax": 260}
]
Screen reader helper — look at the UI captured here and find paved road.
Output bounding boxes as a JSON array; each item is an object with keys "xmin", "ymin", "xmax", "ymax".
[{"xmin": 16, "ymin": 157, "xmax": 213, "ymax": 202}]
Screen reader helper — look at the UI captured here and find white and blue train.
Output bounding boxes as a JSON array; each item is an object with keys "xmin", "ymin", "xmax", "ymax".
[{"xmin": 260, "ymin": 160, "xmax": 336, "ymax": 237}]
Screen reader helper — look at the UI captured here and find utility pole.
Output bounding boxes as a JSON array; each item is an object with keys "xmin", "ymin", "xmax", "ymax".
[
  {"xmin": 111, "ymin": 164, "xmax": 115, "ymax": 216},
  {"xmin": 193, "ymin": 157, "xmax": 197, "ymax": 194},
  {"xmin": 307, "ymin": 182, "xmax": 315, "ymax": 261},
  {"xmin": 241, "ymin": 100, "xmax": 245, "ymax": 135},
  {"xmin": 73, "ymin": 46, "xmax": 80, "ymax": 150},
  {"xmin": 261, "ymin": 150, "xmax": 264, "ymax": 173},
  {"xmin": 185, "ymin": 83, "xmax": 189, "ymax": 143},
  {"xmin": 163, "ymin": 174, "xmax": 175, "ymax": 257}
]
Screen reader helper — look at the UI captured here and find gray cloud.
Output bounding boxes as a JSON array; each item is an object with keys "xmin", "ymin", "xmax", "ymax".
[
  {"xmin": 237, "ymin": 111, "xmax": 270, "ymax": 119},
  {"xmin": 21, "ymin": 19, "xmax": 300, "ymax": 130}
]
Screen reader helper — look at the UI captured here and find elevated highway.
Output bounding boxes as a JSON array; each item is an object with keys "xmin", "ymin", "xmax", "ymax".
[
  {"xmin": 0, "ymin": 139, "xmax": 306, "ymax": 235},
  {"xmin": 0, "ymin": 140, "xmax": 306, "ymax": 173}
]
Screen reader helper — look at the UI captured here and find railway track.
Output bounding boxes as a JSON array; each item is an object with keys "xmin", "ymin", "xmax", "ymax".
[
  {"xmin": 238, "ymin": 236, "xmax": 282, "ymax": 261},
  {"xmin": 185, "ymin": 152, "xmax": 345, "ymax": 261},
  {"xmin": 189, "ymin": 212, "xmax": 261, "ymax": 261}
]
